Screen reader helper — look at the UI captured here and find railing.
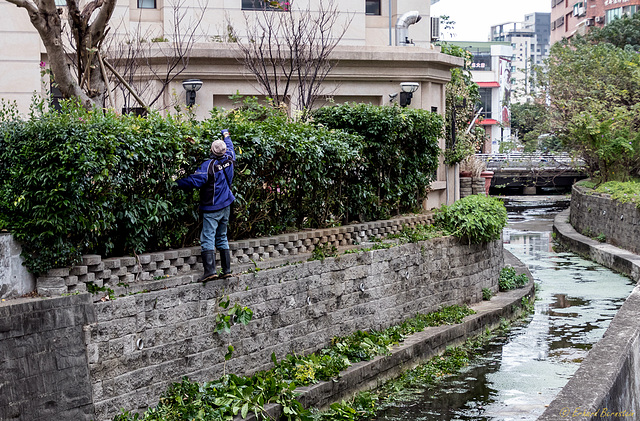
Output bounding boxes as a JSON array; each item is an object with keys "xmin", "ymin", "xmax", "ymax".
[{"xmin": 474, "ymin": 153, "xmax": 584, "ymax": 170}]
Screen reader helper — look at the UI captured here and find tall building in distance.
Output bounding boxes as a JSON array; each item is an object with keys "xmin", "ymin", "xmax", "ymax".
[
  {"xmin": 490, "ymin": 13, "xmax": 551, "ymax": 101},
  {"xmin": 550, "ymin": 0, "xmax": 639, "ymax": 44},
  {"xmin": 450, "ymin": 41, "xmax": 513, "ymax": 154}
]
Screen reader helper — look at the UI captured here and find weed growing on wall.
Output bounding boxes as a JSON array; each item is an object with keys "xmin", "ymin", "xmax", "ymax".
[
  {"xmin": 313, "ymin": 329, "xmax": 497, "ymax": 420},
  {"xmin": 434, "ymin": 195, "xmax": 508, "ymax": 244},
  {"xmin": 498, "ymin": 266, "xmax": 529, "ymax": 291},
  {"xmin": 112, "ymin": 305, "xmax": 474, "ymax": 421}
]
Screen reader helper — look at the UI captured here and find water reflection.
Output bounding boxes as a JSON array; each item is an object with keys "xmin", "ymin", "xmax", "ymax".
[{"xmin": 370, "ymin": 201, "xmax": 634, "ymax": 421}]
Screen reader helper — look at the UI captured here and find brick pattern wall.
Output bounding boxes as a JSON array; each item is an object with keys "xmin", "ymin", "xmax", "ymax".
[
  {"xmin": 570, "ymin": 185, "xmax": 640, "ymax": 254},
  {"xmin": 89, "ymin": 236, "xmax": 503, "ymax": 420},
  {"xmin": 0, "ymin": 294, "xmax": 96, "ymax": 421},
  {"xmin": 36, "ymin": 214, "xmax": 434, "ymax": 296}
]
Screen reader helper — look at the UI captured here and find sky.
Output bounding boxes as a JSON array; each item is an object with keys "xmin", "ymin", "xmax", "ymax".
[{"xmin": 430, "ymin": 0, "xmax": 552, "ymax": 42}]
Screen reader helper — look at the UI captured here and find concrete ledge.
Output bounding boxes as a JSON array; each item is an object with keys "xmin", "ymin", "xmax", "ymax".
[
  {"xmin": 539, "ymin": 210, "xmax": 640, "ymax": 420},
  {"xmin": 239, "ymin": 249, "xmax": 534, "ymax": 420},
  {"xmin": 553, "ymin": 209, "xmax": 640, "ymax": 282}
]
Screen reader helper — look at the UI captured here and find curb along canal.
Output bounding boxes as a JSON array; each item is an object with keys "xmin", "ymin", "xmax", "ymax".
[{"xmin": 367, "ymin": 196, "xmax": 634, "ymax": 421}]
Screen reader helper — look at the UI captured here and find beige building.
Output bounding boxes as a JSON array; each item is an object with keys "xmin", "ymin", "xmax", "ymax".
[{"xmin": 0, "ymin": 0, "xmax": 463, "ymax": 208}]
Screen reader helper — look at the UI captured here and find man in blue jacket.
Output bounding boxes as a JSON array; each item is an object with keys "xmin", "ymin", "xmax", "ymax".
[{"xmin": 177, "ymin": 129, "xmax": 235, "ymax": 283}]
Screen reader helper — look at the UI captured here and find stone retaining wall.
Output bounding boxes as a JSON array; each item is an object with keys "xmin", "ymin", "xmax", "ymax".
[
  {"xmin": 570, "ymin": 184, "xmax": 640, "ymax": 255},
  {"xmin": 542, "ymin": 209, "xmax": 640, "ymax": 420},
  {"xmin": 0, "ymin": 232, "xmax": 502, "ymax": 421},
  {"xmin": 0, "ymin": 294, "xmax": 95, "ymax": 421},
  {"xmin": 35, "ymin": 213, "xmax": 434, "ymax": 296}
]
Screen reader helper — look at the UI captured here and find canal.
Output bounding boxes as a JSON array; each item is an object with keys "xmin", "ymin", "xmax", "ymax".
[{"xmin": 370, "ymin": 198, "xmax": 635, "ymax": 421}]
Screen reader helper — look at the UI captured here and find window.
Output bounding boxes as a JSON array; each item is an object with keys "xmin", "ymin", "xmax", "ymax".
[
  {"xmin": 50, "ymin": 81, "xmax": 63, "ymax": 111},
  {"xmin": 54, "ymin": 0, "xmax": 66, "ymax": 6},
  {"xmin": 478, "ymin": 88, "xmax": 492, "ymax": 119},
  {"xmin": 138, "ymin": 0, "xmax": 155, "ymax": 8},
  {"xmin": 606, "ymin": 7, "xmax": 622, "ymax": 23},
  {"xmin": 242, "ymin": 0, "xmax": 289, "ymax": 11},
  {"xmin": 366, "ymin": 0, "xmax": 380, "ymax": 16}
]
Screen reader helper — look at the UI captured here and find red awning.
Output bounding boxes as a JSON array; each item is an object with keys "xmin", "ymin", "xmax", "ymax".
[
  {"xmin": 477, "ymin": 82, "xmax": 500, "ymax": 88},
  {"xmin": 478, "ymin": 119, "xmax": 498, "ymax": 125}
]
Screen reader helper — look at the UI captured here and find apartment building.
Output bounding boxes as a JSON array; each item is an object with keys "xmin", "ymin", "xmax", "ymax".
[
  {"xmin": 490, "ymin": 13, "xmax": 550, "ymax": 101},
  {"xmin": 551, "ymin": 0, "xmax": 639, "ymax": 43},
  {"xmin": 450, "ymin": 42, "xmax": 513, "ymax": 154}
]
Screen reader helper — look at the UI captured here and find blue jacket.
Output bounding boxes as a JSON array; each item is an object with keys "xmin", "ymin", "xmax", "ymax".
[{"xmin": 177, "ymin": 130, "xmax": 235, "ymax": 212}]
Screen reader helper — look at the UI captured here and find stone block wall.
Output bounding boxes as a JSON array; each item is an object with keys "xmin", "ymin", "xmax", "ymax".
[
  {"xmin": 1, "ymin": 230, "xmax": 502, "ymax": 421},
  {"xmin": 570, "ymin": 185, "xmax": 640, "ymax": 254},
  {"xmin": 89, "ymin": 236, "xmax": 502, "ymax": 420},
  {"xmin": 35, "ymin": 214, "xmax": 433, "ymax": 296},
  {"xmin": 0, "ymin": 294, "xmax": 96, "ymax": 421},
  {"xmin": 0, "ymin": 234, "xmax": 35, "ymax": 299}
]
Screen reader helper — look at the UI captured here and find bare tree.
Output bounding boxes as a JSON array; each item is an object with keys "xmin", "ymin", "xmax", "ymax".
[
  {"xmin": 104, "ymin": 0, "xmax": 207, "ymax": 111},
  {"xmin": 6, "ymin": 0, "xmax": 204, "ymax": 110},
  {"xmin": 232, "ymin": 0, "xmax": 352, "ymax": 114},
  {"xmin": 6, "ymin": 0, "xmax": 116, "ymax": 108}
]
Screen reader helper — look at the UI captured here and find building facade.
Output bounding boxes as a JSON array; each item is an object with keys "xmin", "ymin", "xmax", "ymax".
[
  {"xmin": 551, "ymin": 0, "xmax": 640, "ymax": 43},
  {"xmin": 451, "ymin": 42, "xmax": 513, "ymax": 154},
  {"xmin": 490, "ymin": 12, "xmax": 550, "ymax": 101}
]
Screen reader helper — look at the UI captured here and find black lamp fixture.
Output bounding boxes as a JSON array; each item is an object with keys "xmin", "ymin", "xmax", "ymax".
[
  {"xmin": 182, "ymin": 79, "xmax": 203, "ymax": 107},
  {"xmin": 399, "ymin": 82, "xmax": 419, "ymax": 107}
]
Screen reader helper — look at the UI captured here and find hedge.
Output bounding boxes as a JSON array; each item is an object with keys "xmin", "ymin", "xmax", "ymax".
[{"xmin": 0, "ymin": 98, "xmax": 443, "ymax": 274}]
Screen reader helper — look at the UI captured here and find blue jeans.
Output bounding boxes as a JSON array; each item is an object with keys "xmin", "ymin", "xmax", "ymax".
[{"xmin": 201, "ymin": 205, "xmax": 230, "ymax": 252}]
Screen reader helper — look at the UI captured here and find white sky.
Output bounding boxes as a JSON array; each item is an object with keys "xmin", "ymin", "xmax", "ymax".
[{"xmin": 431, "ymin": 0, "xmax": 552, "ymax": 42}]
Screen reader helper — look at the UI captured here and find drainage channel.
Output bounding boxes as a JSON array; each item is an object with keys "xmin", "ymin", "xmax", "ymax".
[{"xmin": 368, "ymin": 197, "xmax": 635, "ymax": 421}]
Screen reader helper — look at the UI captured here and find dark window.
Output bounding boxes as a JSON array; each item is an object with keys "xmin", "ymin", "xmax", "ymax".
[
  {"xmin": 138, "ymin": 0, "xmax": 156, "ymax": 8},
  {"xmin": 478, "ymin": 88, "xmax": 492, "ymax": 119},
  {"xmin": 122, "ymin": 107, "xmax": 148, "ymax": 117},
  {"xmin": 366, "ymin": 0, "xmax": 380, "ymax": 15},
  {"xmin": 242, "ymin": 0, "xmax": 289, "ymax": 11},
  {"xmin": 50, "ymin": 81, "xmax": 63, "ymax": 111}
]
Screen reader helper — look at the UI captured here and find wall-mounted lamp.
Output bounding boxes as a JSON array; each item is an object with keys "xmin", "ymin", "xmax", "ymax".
[
  {"xmin": 399, "ymin": 82, "xmax": 419, "ymax": 107},
  {"xmin": 182, "ymin": 79, "xmax": 203, "ymax": 107}
]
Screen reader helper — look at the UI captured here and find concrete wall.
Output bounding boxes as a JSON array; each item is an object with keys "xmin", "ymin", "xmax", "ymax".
[
  {"xmin": 543, "ymin": 205, "xmax": 640, "ymax": 420},
  {"xmin": 0, "ymin": 234, "xmax": 503, "ymax": 421},
  {"xmin": 0, "ymin": 234, "xmax": 36, "ymax": 300},
  {"xmin": 570, "ymin": 184, "xmax": 640, "ymax": 255},
  {"xmin": 0, "ymin": 0, "xmax": 447, "ymax": 117}
]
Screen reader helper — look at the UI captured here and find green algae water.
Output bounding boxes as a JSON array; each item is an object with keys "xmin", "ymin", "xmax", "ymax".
[{"xmin": 369, "ymin": 199, "xmax": 635, "ymax": 421}]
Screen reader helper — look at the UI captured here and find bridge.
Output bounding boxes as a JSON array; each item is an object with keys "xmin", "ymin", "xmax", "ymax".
[{"xmin": 475, "ymin": 153, "xmax": 587, "ymax": 194}]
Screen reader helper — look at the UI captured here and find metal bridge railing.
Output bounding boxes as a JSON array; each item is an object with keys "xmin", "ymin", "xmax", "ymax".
[{"xmin": 474, "ymin": 153, "xmax": 584, "ymax": 170}]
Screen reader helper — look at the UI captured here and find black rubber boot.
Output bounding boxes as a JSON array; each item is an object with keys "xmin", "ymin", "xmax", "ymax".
[
  {"xmin": 198, "ymin": 250, "xmax": 217, "ymax": 283},
  {"xmin": 219, "ymin": 249, "xmax": 233, "ymax": 279}
]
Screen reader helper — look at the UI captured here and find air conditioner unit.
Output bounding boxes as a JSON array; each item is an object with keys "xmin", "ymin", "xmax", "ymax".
[
  {"xmin": 595, "ymin": 16, "xmax": 605, "ymax": 23},
  {"xmin": 430, "ymin": 16, "xmax": 440, "ymax": 42},
  {"xmin": 586, "ymin": 18, "xmax": 595, "ymax": 26}
]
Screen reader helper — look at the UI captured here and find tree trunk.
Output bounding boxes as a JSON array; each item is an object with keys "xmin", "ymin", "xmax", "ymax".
[{"xmin": 6, "ymin": 0, "xmax": 116, "ymax": 109}]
